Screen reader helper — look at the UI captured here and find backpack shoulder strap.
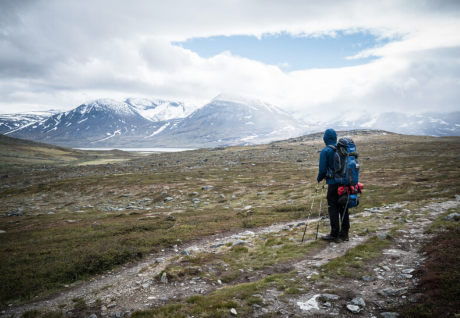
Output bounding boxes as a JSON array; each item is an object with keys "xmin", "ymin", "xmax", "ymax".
[{"xmin": 326, "ymin": 145, "xmax": 336, "ymax": 177}]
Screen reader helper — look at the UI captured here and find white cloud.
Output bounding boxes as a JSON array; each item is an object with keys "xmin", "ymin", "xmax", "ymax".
[{"xmin": 0, "ymin": 0, "xmax": 459, "ymax": 115}]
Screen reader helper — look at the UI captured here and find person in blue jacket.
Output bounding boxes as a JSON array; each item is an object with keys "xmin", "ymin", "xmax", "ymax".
[{"xmin": 317, "ymin": 128, "xmax": 349, "ymax": 243}]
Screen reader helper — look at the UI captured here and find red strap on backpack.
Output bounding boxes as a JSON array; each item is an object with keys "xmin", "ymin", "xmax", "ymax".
[
  {"xmin": 338, "ymin": 183, "xmax": 364, "ymax": 196},
  {"xmin": 338, "ymin": 185, "xmax": 356, "ymax": 195}
]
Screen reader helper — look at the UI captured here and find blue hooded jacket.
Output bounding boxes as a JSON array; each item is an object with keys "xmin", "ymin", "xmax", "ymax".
[{"xmin": 317, "ymin": 128, "xmax": 337, "ymax": 184}]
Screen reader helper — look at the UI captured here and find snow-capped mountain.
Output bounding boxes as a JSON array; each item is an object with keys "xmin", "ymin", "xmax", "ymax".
[
  {"xmin": 6, "ymin": 94, "xmax": 307, "ymax": 147},
  {"xmin": 0, "ymin": 110, "xmax": 61, "ymax": 134},
  {"xmin": 5, "ymin": 98, "xmax": 199, "ymax": 146},
  {"xmin": 148, "ymin": 93, "xmax": 308, "ymax": 146},
  {"xmin": 304, "ymin": 112, "xmax": 460, "ymax": 137},
  {"xmin": 5, "ymin": 95, "xmax": 460, "ymax": 148}
]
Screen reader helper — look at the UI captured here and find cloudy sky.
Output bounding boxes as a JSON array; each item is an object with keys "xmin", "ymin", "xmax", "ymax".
[{"xmin": 0, "ymin": 0, "xmax": 459, "ymax": 116}]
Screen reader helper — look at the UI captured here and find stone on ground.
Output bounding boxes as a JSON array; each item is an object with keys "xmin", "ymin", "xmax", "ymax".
[
  {"xmin": 362, "ymin": 275, "xmax": 375, "ymax": 282},
  {"xmin": 231, "ymin": 240, "xmax": 246, "ymax": 246},
  {"xmin": 320, "ymin": 294, "xmax": 340, "ymax": 300},
  {"xmin": 160, "ymin": 272, "xmax": 168, "ymax": 283},
  {"xmin": 297, "ymin": 294, "xmax": 320, "ymax": 311},
  {"xmin": 443, "ymin": 213, "xmax": 460, "ymax": 221},
  {"xmin": 378, "ymin": 287, "xmax": 408, "ymax": 297},
  {"xmin": 401, "ymin": 268, "xmax": 415, "ymax": 274},
  {"xmin": 350, "ymin": 297, "xmax": 366, "ymax": 307},
  {"xmin": 347, "ymin": 304, "xmax": 361, "ymax": 313}
]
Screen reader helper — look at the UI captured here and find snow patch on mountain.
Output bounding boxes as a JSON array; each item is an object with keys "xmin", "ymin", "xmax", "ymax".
[
  {"xmin": 126, "ymin": 98, "xmax": 198, "ymax": 122},
  {"xmin": 75, "ymin": 99, "xmax": 137, "ymax": 117},
  {"xmin": 94, "ymin": 130, "xmax": 122, "ymax": 143},
  {"xmin": 0, "ymin": 109, "xmax": 61, "ymax": 134},
  {"xmin": 146, "ymin": 122, "xmax": 171, "ymax": 137},
  {"xmin": 360, "ymin": 114, "xmax": 379, "ymax": 128}
]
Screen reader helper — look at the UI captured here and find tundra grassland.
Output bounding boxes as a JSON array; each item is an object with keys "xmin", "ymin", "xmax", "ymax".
[
  {"xmin": 0, "ymin": 132, "xmax": 459, "ymax": 312},
  {"xmin": 0, "ymin": 134, "xmax": 143, "ymax": 174}
]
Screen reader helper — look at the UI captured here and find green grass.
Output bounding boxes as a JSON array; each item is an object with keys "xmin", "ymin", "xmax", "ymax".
[
  {"xmin": 136, "ymin": 270, "xmax": 309, "ymax": 317},
  {"xmin": 131, "ymin": 305, "xmax": 185, "ymax": 318},
  {"xmin": 41, "ymin": 312, "xmax": 64, "ymax": 318},
  {"xmin": 319, "ymin": 234, "xmax": 394, "ymax": 279},
  {"xmin": 22, "ymin": 309, "xmax": 42, "ymax": 318},
  {"xmin": 21, "ymin": 310, "xmax": 63, "ymax": 318},
  {"xmin": 71, "ymin": 297, "xmax": 87, "ymax": 310},
  {"xmin": 424, "ymin": 207, "xmax": 460, "ymax": 233}
]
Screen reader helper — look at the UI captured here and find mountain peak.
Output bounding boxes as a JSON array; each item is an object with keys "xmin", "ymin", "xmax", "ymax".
[
  {"xmin": 211, "ymin": 93, "xmax": 264, "ymax": 105},
  {"xmin": 75, "ymin": 99, "xmax": 136, "ymax": 116},
  {"xmin": 210, "ymin": 93, "xmax": 292, "ymax": 118}
]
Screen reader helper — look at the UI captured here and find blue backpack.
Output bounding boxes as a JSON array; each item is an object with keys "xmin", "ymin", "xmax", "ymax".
[
  {"xmin": 328, "ymin": 137, "xmax": 360, "ymax": 186},
  {"xmin": 338, "ymin": 192, "xmax": 359, "ymax": 208}
]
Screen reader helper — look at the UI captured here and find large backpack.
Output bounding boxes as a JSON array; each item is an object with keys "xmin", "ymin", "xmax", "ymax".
[{"xmin": 327, "ymin": 137, "xmax": 360, "ymax": 186}]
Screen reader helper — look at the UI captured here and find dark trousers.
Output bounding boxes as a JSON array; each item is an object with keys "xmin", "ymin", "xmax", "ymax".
[{"xmin": 327, "ymin": 184, "xmax": 350, "ymax": 238}]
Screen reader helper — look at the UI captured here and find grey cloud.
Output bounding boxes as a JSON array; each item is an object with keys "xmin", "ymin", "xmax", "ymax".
[{"xmin": 0, "ymin": 0, "xmax": 459, "ymax": 114}]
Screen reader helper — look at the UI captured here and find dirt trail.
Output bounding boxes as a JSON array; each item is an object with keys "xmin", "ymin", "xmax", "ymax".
[
  {"xmin": 268, "ymin": 200, "xmax": 460, "ymax": 317},
  {"xmin": 3, "ymin": 200, "xmax": 459, "ymax": 318}
]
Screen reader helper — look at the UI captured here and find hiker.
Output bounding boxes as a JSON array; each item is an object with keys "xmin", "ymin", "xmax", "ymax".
[{"xmin": 317, "ymin": 128, "xmax": 349, "ymax": 243}]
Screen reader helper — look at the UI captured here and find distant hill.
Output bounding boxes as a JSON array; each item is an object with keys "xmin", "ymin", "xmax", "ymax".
[
  {"xmin": 0, "ymin": 110, "xmax": 61, "ymax": 134},
  {"xmin": 0, "ymin": 133, "xmax": 69, "ymax": 149},
  {"xmin": 0, "ymin": 134, "xmax": 140, "ymax": 173},
  {"xmin": 303, "ymin": 111, "xmax": 460, "ymax": 137}
]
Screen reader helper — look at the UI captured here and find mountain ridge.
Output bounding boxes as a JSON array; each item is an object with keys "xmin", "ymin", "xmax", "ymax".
[
  {"xmin": 2, "ymin": 95, "xmax": 460, "ymax": 148},
  {"xmin": 6, "ymin": 94, "xmax": 307, "ymax": 148},
  {"xmin": 305, "ymin": 111, "xmax": 460, "ymax": 137}
]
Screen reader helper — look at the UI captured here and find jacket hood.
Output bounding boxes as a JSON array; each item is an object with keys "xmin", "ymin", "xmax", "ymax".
[{"xmin": 323, "ymin": 128, "xmax": 337, "ymax": 146}]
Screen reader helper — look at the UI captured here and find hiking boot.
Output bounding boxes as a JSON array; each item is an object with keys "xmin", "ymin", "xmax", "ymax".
[
  {"xmin": 339, "ymin": 233, "xmax": 349, "ymax": 241},
  {"xmin": 322, "ymin": 234, "xmax": 340, "ymax": 243}
]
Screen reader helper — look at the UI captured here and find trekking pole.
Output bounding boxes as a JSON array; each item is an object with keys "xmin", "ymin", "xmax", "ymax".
[
  {"xmin": 340, "ymin": 190, "xmax": 351, "ymax": 233},
  {"xmin": 301, "ymin": 183, "xmax": 320, "ymax": 243},
  {"xmin": 315, "ymin": 182, "xmax": 326, "ymax": 240}
]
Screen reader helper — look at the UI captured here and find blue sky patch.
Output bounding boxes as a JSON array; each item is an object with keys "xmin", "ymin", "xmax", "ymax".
[{"xmin": 175, "ymin": 32, "xmax": 389, "ymax": 71}]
